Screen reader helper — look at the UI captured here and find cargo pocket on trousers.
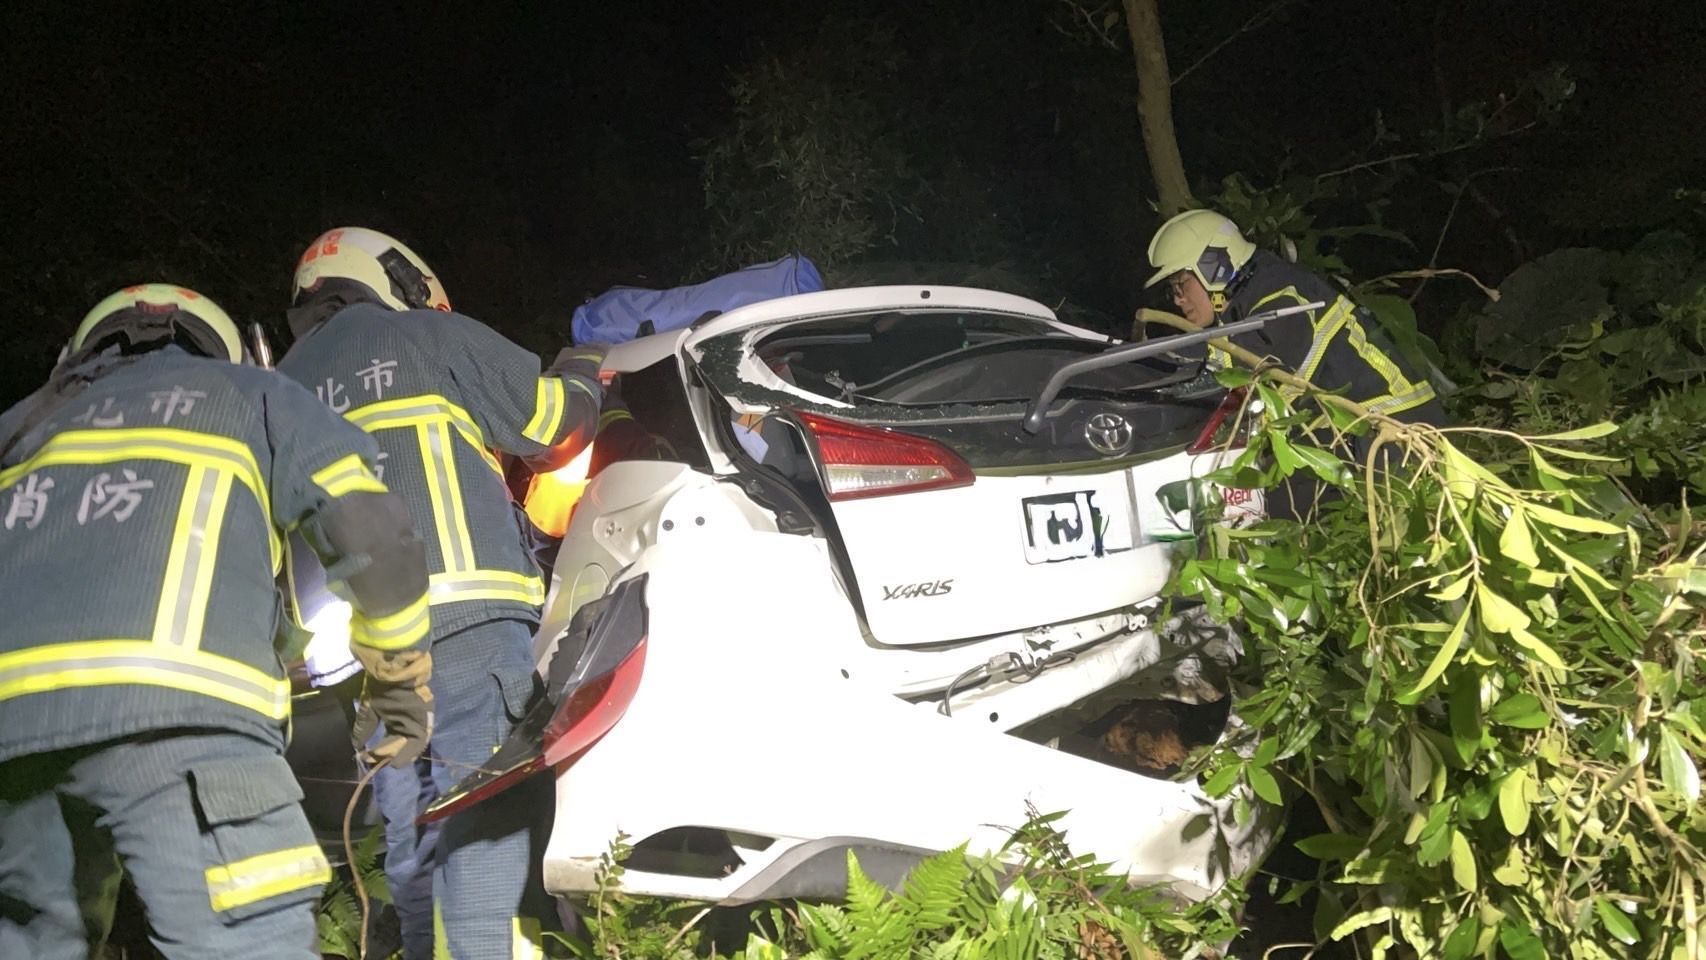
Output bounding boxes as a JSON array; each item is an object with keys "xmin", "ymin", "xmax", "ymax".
[
  {"xmin": 493, "ymin": 667, "xmax": 542, "ymax": 736},
  {"xmin": 188, "ymin": 753, "xmax": 331, "ymax": 923}
]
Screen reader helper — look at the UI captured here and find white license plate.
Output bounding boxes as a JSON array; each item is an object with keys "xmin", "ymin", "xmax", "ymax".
[{"xmin": 1020, "ymin": 490, "xmax": 1134, "ymax": 564}]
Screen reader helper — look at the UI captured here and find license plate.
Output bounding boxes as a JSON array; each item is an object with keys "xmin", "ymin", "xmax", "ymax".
[{"xmin": 1021, "ymin": 490, "xmax": 1133, "ymax": 564}]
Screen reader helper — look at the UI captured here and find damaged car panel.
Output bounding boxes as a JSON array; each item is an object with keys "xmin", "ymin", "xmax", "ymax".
[{"xmin": 425, "ymin": 285, "xmax": 1277, "ymax": 907}]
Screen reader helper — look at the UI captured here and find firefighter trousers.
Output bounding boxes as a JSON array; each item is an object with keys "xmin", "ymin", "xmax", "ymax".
[
  {"xmin": 0, "ymin": 729, "xmax": 328, "ymax": 960},
  {"xmin": 371, "ymin": 618, "xmax": 552, "ymax": 960}
]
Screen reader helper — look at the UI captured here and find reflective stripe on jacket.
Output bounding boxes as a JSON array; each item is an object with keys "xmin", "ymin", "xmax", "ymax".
[
  {"xmin": 278, "ymin": 306, "xmax": 601, "ymax": 639},
  {"xmin": 1216, "ymin": 251, "xmax": 1440, "ymax": 421},
  {"xmin": 0, "ymin": 347, "xmax": 411, "ymax": 761}
]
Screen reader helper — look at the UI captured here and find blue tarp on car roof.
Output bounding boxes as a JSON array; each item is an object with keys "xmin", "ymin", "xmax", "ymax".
[{"xmin": 571, "ymin": 253, "xmax": 824, "ymax": 345}]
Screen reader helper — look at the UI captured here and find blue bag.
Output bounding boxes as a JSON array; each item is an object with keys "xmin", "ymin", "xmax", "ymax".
[{"xmin": 571, "ymin": 254, "xmax": 825, "ymax": 345}]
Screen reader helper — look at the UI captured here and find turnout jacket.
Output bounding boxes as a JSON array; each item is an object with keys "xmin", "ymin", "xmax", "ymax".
[
  {"xmin": 1215, "ymin": 251, "xmax": 1442, "ymax": 423},
  {"xmin": 0, "ymin": 346, "xmax": 427, "ymax": 762},
  {"xmin": 279, "ymin": 305, "xmax": 602, "ymax": 640}
]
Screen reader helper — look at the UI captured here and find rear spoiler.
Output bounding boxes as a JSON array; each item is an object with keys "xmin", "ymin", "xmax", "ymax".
[{"xmin": 1021, "ymin": 303, "xmax": 1322, "ymax": 434}]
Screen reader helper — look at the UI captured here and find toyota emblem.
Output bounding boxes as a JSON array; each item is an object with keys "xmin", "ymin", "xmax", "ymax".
[{"xmin": 1084, "ymin": 412, "xmax": 1133, "ymax": 456}]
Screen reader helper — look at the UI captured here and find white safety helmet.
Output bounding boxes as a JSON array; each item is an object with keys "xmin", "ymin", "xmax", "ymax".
[
  {"xmin": 72, "ymin": 284, "xmax": 248, "ymax": 363},
  {"xmin": 1144, "ymin": 209, "xmax": 1259, "ymax": 304},
  {"xmin": 291, "ymin": 227, "xmax": 451, "ymax": 314}
]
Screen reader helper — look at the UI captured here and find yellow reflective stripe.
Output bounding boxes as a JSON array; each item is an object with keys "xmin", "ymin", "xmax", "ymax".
[
  {"xmin": 347, "ymin": 395, "xmax": 502, "ymax": 475},
  {"xmin": 1367, "ymin": 381, "xmax": 1438, "ymax": 415},
  {"xmin": 0, "ymin": 427, "xmax": 279, "ymax": 570},
  {"xmin": 523, "ymin": 378, "xmax": 567, "ymax": 446},
  {"xmin": 350, "ymin": 593, "xmax": 430, "ymax": 650},
  {"xmin": 1342, "ymin": 315, "xmax": 1414, "ymax": 391},
  {"xmin": 204, "ymin": 844, "xmax": 331, "ymax": 913},
  {"xmin": 416, "ymin": 424, "xmax": 464, "ymax": 572},
  {"xmin": 435, "ymin": 421, "xmax": 476, "ymax": 572},
  {"xmin": 513, "ymin": 916, "xmax": 545, "ymax": 960},
  {"xmin": 1293, "ymin": 297, "xmax": 1355, "ymax": 386},
  {"xmin": 310, "ymin": 453, "xmax": 387, "ymax": 498},
  {"xmin": 428, "ymin": 569, "xmax": 545, "ymax": 606},
  {"xmin": 151, "ymin": 467, "xmax": 234, "ymax": 649},
  {"xmin": 599, "ymin": 407, "xmax": 634, "ymax": 430},
  {"xmin": 0, "ymin": 640, "xmax": 290, "ymax": 719}
]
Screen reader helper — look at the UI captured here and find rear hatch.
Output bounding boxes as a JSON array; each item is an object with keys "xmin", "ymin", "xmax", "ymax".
[{"xmin": 686, "ymin": 289, "xmax": 1225, "ymax": 647}]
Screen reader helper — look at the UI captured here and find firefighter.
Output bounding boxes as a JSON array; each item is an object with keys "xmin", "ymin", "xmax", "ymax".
[
  {"xmin": 1145, "ymin": 208, "xmax": 1446, "ymax": 426},
  {"xmin": 279, "ymin": 227, "xmax": 604, "ymax": 960},
  {"xmin": 0, "ymin": 285, "xmax": 433, "ymax": 959}
]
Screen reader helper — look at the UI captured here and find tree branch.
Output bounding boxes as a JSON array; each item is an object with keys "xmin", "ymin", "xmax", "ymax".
[{"xmin": 1171, "ymin": 0, "xmax": 1301, "ymax": 87}]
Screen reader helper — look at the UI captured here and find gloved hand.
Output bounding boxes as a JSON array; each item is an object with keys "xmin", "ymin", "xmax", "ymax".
[
  {"xmin": 546, "ymin": 344, "xmax": 608, "ymax": 382},
  {"xmin": 349, "ymin": 647, "xmax": 434, "ymax": 766}
]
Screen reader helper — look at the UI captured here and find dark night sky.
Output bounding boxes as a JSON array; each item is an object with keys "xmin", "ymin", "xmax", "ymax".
[{"xmin": 2, "ymin": 1, "xmax": 1702, "ymax": 407}]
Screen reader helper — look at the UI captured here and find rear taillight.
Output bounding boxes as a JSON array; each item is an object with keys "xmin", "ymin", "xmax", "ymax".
[
  {"xmin": 419, "ymin": 578, "xmax": 648, "ymax": 824},
  {"xmin": 795, "ymin": 411, "xmax": 975, "ymax": 501},
  {"xmin": 1187, "ymin": 387, "xmax": 1249, "ymax": 455}
]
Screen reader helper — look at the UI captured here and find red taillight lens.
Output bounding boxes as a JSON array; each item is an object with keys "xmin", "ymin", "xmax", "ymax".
[
  {"xmin": 1187, "ymin": 388, "xmax": 1249, "ymax": 455},
  {"xmin": 795, "ymin": 411, "xmax": 975, "ymax": 501},
  {"xmin": 419, "ymin": 579, "xmax": 649, "ymax": 824},
  {"xmin": 542, "ymin": 637, "xmax": 646, "ymax": 766}
]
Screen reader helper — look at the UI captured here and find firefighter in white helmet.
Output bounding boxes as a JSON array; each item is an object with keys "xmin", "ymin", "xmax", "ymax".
[
  {"xmin": 280, "ymin": 227, "xmax": 604, "ymax": 960},
  {"xmin": 1146, "ymin": 208, "xmax": 1443, "ymax": 424},
  {"xmin": 0, "ymin": 284, "xmax": 431, "ymax": 958}
]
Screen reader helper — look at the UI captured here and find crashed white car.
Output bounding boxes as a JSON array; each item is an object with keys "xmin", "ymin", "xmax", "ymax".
[{"xmin": 425, "ymin": 285, "xmax": 1277, "ymax": 905}]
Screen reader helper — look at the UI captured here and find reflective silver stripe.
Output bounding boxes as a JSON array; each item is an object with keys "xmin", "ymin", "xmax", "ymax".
[
  {"xmin": 428, "ymin": 572, "xmax": 546, "ymax": 605},
  {"xmin": 205, "ymin": 845, "xmax": 330, "ymax": 912},
  {"xmin": 0, "ymin": 429, "xmax": 257, "ymax": 487},
  {"xmin": 524, "ymin": 378, "xmax": 563, "ymax": 444},
  {"xmin": 1294, "ymin": 299, "xmax": 1354, "ymax": 385},
  {"xmin": 0, "ymin": 647, "xmax": 289, "ymax": 718},
  {"xmin": 1367, "ymin": 382, "xmax": 1438, "ymax": 415},
  {"xmin": 423, "ymin": 421, "xmax": 473, "ymax": 571},
  {"xmin": 564, "ymin": 376, "xmax": 596, "ymax": 399},
  {"xmin": 154, "ymin": 467, "xmax": 226, "ymax": 647}
]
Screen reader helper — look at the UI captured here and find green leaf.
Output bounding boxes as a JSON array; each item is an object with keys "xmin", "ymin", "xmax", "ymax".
[
  {"xmin": 1441, "ymin": 917, "xmax": 1480, "ymax": 960},
  {"xmin": 1658, "ymin": 726, "xmax": 1701, "ymax": 807},
  {"xmin": 1416, "ymin": 803, "xmax": 1455, "ymax": 865},
  {"xmin": 1521, "ymin": 500, "xmax": 1625, "ymax": 535},
  {"xmin": 1489, "ymin": 693, "xmax": 1550, "ymax": 728},
  {"xmin": 1449, "ymin": 830, "xmax": 1477, "ymax": 891},
  {"xmin": 1328, "ymin": 906, "xmax": 1394, "ymax": 942},
  {"xmin": 1215, "ymin": 367, "xmax": 1255, "ymax": 387},
  {"xmin": 1449, "ymin": 674, "xmax": 1483, "ymax": 764},
  {"xmin": 1203, "ymin": 764, "xmax": 1242, "ymax": 797},
  {"xmin": 1508, "ymin": 624, "xmax": 1567, "ymax": 670},
  {"xmin": 1529, "ymin": 422, "xmax": 1618, "ymax": 440},
  {"xmin": 1429, "ymin": 575, "xmax": 1472, "ymax": 602},
  {"xmin": 1498, "ymin": 768, "xmax": 1532, "ymax": 835},
  {"xmin": 1293, "ymin": 832, "xmax": 1367, "ymax": 861},
  {"xmin": 1476, "ymin": 584, "xmax": 1531, "ymax": 634},
  {"xmin": 1252, "ymin": 737, "xmax": 1280, "ymax": 766},
  {"xmin": 1407, "ymin": 605, "xmax": 1471, "ymax": 698},
  {"xmin": 1594, "ymin": 898, "xmax": 1640, "ymax": 946},
  {"xmin": 1248, "ymin": 765, "xmax": 1283, "ymax": 804},
  {"xmin": 1529, "ymin": 449, "xmax": 1580, "ymax": 480},
  {"xmin": 1498, "ymin": 510, "xmax": 1541, "ymax": 567},
  {"xmin": 1498, "ymin": 922, "xmax": 1545, "ymax": 960},
  {"xmin": 1290, "ymin": 443, "xmax": 1351, "ymax": 487},
  {"xmin": 1530, "ymin": 442, "xmax": 1623, "ymax": 462}
]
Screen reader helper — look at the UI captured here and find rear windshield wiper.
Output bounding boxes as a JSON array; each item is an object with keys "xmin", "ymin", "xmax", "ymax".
[{"xmin": 1021, "ymin": 303, "xmax": 1322, "ymax": 434}]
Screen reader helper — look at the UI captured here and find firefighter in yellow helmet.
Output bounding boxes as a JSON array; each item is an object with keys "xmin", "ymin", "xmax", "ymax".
[
  {"xmin": 0, "ymin": 285, "xmax": 432, "ymax": 958},
  {"xmin": 1145, "ymin": 208, "xmax": 1444, "ymax": 425},
  {"xmin": 280, "ymin": 228, "xmax": 604, "ymax": 960}
]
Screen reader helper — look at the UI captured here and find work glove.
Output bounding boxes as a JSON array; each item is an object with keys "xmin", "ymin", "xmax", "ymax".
[
  {"xmin": 349, "ymin": 647, "xmax": 434, "ymax": 767},
  {"xmin": 546, "ymin": 344, "xmax": 608, "ymax": 384}
]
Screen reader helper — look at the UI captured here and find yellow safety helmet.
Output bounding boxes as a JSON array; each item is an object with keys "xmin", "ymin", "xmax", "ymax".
[
  {"xmin": 72, "ymin": 284, "xmax": 246, "ymax": 363},
  {"xmin": 1144, "ymin": 209, "xmax": 1258, "ymax": 298},
  {"xmin": 291, "ymin": 226, "xmax": 451, "ymax": 314}
]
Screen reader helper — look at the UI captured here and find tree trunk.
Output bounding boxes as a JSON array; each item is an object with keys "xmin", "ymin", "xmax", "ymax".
[{"xmin": 1122, "ymin": 0, "xmax": 1193, "ymax": 216}]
